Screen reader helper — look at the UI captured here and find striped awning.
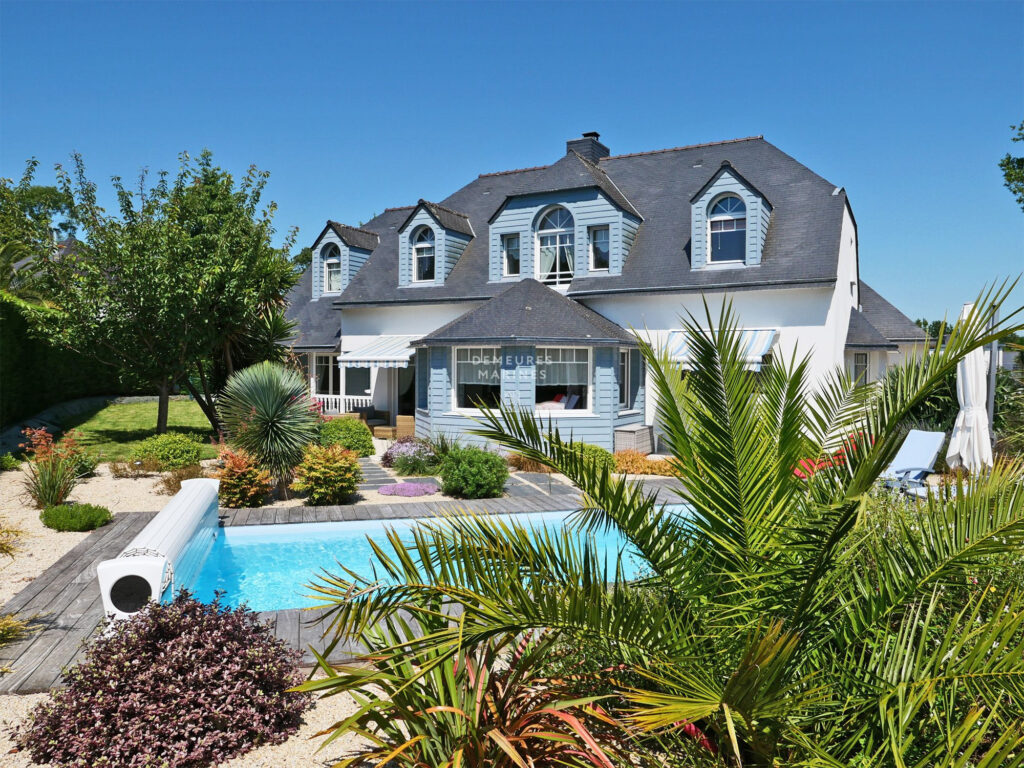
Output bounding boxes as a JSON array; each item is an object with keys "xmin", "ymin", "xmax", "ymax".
[
  {"xmin": 665, "ymin": 328, "xmax": 778, "ymax": 371},
  {"xmin": 338, "ymin": 335, "xmax": 418, "ymax": 368}
]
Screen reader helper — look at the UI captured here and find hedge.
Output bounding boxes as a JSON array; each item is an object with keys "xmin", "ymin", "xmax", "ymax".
[{"xmin": 0, "ymin": 298, "xmax": 135, "ymax": 428}]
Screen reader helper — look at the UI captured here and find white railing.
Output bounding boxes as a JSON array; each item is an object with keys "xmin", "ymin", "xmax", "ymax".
[{"xmin": 314, "ymin": 394, "xmax": 373, "ymax": 414}]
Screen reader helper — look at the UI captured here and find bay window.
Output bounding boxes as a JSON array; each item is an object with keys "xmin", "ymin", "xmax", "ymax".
[{"xmin": 536, "ymin": 347, "xmax": 589, "ymax": 411}]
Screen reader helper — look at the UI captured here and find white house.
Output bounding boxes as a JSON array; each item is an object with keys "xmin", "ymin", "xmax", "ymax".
[{"xmin": 286, "ymin": 133, "xmax": 925, "ymax": 450}]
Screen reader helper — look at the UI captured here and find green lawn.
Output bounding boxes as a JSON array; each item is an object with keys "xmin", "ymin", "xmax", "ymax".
[{"xmin": 60, "ymin": 400, "xmax": 219, "ymax": 463}]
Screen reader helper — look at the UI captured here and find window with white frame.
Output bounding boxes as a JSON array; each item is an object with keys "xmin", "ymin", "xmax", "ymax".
[
  {"xmin": 853, "ymin": 352, "xmax": 869, "ymax": 383},
  {"xmin": 618, "ymin": 349, "xmax": 632, "ymax": 408},
  {"xmin": 322, "ymin": 243, "xmax": 342, "ymax": 293},
  {"xmin": 589, "ymin": 225, "xmax": 610, "ymax": 271},
  {"xmin": 536, "ymin": 347, "xmax": 589, "ymax": 411},
  {"xmin": 314, "ymin": 354, "xmax": 340, "ymax": 395},
  {"xmin": 536, "ymin": 207, "xmax": 575, "ymax": 286},
  {"xmin": 413, "ymin": 227, "xmax": 435, "ymax": 282},
  {"xmin": 708, "ymin": 195, "xmax": 747, "ymax": 263},
  {"xmin": 454, "ymin": 347, "xmax": 501, "ymax": 409},
  {"xmin": 501, "ymin": 233, "xmax": 520, "ymax": 276}
]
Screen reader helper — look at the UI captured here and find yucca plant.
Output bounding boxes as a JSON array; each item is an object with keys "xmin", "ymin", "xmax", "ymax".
[
  {"xmin": 217, "ymin": 361, "xmax": 320, "ymax": 484},
  {"xmin": 310, "ymin": 282, "xmax": 1024, "ymax": 766},
  {"xmin": 299, "ymin": 610, "xmax": 627, "ymax": 767}
]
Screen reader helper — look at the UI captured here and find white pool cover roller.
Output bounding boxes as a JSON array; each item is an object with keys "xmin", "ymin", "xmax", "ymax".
[{"xmin": 97, "ymin": 478, "xmax": 220, "ymax": 620}]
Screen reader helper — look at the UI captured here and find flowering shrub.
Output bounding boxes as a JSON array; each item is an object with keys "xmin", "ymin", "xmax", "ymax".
[
  {"xmin": 15, "ymin": 592, "xmax": 312, "ymax": 767},
  {"xmin": 129, "ymin": 432, "xmax": 203, "ymax": 470},
  {"xmin": 392, "ymin": 442, "xmax": 439, "ymax": 476},
  {"xmin": 379, "ymin": 481, "xmax": 438, "ymax": 497},
  {"xmin": 20, "ymin": 428, "xmax": 80, "ymax": 508},
  {"xmin": 381, "ymin": 436, "xmax": 424, "ymax": 467},
  {"xmin": 40, "ymin": 503, "xmax": 112, "ymax": 532},
  {"xmin": 614, "ymin": 450, "xmax": 680, "ymax": 477},
  {"xmin": 290, "ymin": 444, "xmax": 363, "ymax": 505},
  {"xmin": 440, "ymin": 447, "xmax": 508, "ymax": 499},
  {"xmin": 320, "ymin": 417, "xmax": 375, "ymax": 457},
  {"xmin": 214, "ymin": 447, "xmax": 272, "ymax": 508}
]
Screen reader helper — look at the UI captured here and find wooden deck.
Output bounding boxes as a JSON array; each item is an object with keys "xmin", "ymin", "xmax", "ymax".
[{"xmin": 0, "ymin": 475, "xmax": 685, "ymax": 694}]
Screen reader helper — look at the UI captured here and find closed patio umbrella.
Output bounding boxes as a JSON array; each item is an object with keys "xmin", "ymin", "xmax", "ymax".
[{"xmin": 945, "ymin": 303, "xmax": 994, "ymax": 473}]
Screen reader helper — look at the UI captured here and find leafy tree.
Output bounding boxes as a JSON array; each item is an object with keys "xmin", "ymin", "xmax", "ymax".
[
  {"xmin": 310, "ymin": 284, "xmax": 1024, "ymax": 765},
  {"xmin": 1000, "ymin": 120, "xmax": 1024, "ymax": 211},
  {"xmin": 291, "ymin": 246, "xmax": 312, "ymax": 269},
  {"xmin": 26, "ymin": 151, "xmax": 297, "ymax": 433}
]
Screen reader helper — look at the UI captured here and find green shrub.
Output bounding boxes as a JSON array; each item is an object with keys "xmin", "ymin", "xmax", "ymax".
[
  {"xmin": 0, "ymin": 453, "xmax": 21, "ymax": 471},
  {"xmin": 574, "ymin": 443, "xmax": 615, "ymax": 475},
  {"xmin": 130, "ymin": 433, "xmax": 203, "ymax": 470},
  {"xmin": 290, "ymin": 445, "xmax": 363, "ymax": 505},
  {"xmin": 319, "ymin": 418, "xmax": 375, "ymax": 457},
  {"xmin": 214, "ymin": 447, "xmax": 272, "ymax": 509},
  {"xmin": 440, "ymin": 447, "xmax": 508, "ymax": 499},
  {"xmin": 40, "ymin": 503, "xmax": 112, "ymax": 532}
]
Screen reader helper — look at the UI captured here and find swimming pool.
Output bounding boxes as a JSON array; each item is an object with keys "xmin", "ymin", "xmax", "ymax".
[{"xmin": 184, "ymin": 509, "xmax": 658, "ymax": 612}]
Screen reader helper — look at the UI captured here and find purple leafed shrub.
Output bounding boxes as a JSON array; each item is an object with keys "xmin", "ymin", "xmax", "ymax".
[
  {"xmin": 14, "ymin": 592, "xmax": 312, "ymax": 768},
  {"xmin": 379, "ymin": 481, "xmax": 438, "ymax": 497}
]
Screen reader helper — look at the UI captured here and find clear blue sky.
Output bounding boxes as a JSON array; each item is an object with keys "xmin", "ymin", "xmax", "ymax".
[{"xmin": 2, "ymin": 1, "xmax": 1021, "ymax": 321}]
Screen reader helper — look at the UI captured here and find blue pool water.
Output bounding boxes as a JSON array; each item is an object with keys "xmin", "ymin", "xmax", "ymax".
[{"xmin": 184, "ymin": 510, "xmax": 659, "ymax": 612}]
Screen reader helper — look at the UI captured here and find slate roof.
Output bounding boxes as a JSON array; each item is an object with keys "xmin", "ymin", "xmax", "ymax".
[
  {"xmin": 845, "ymin": 282, "xmax": 925, "ymax": 349},
  {"xmin": 328, "ymin": 222, "xmax": 379, "ymax": 251},
  {"xmin": 401, "ymin": 200, "xmax": 474, "ymax": 237},
  {"xmin": 858, "ymin": 282, "xmax": 926, "ymax": 343},
  {"xmin": 845, "ymin": 308, "xmax": 897, "ymax": 349},
  {"xmin": 284, "ymin": 269, "xmax": 340, "ymax": 350},
  {"xmin": 336, "ymin": 136, "xmax": 849, "ymax": 306},
  {"xmin": 416, "ymin": 279, "xmax": 636, "ymax": 347}
]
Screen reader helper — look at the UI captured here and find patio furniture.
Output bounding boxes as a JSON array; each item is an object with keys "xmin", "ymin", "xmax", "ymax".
[
  {"xmin": 97, "ymin": 478, "xmax": 220, "ymax": 621},
  {"xmin": 350, "ymin": 406, "xmax": 390, "ymax": 429},
  {"xmin": 615, "ymin": 424, "xmax": 654, "ymax": 454},
  {"xmin": 881, "ymin": 429, "xmax": 946, "ymax": 492},
  {"xmin": 373, "ymin": 425, "xmax": 397, "ymax": 439},
  {"xmin": 395, "ymin": 414, "xmax": 415, "ymax": 439}
]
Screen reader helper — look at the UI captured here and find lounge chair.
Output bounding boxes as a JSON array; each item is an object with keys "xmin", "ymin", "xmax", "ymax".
[{"xmin": 881, "ymin": 429, "xmax": 945, "ymax": 492}]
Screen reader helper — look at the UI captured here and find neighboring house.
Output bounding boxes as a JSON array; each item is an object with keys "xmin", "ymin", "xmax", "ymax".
[{"xmin": 286, "ymin": 133, "xmax": 925, "ymax": 450}]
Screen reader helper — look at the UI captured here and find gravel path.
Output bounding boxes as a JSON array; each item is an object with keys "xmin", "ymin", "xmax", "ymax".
[{"xmin": 0, "ymin": 686, "xmax": 371, "ymax": 766}]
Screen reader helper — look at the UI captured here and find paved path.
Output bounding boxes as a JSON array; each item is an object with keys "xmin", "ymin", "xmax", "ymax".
[
  {"xmin": 357, "ymin": 457, "xmax": 397, "ymax": 491},
  {"xmin": 0, "ymin": 474, "xmax": 684, "ymax": 694}
]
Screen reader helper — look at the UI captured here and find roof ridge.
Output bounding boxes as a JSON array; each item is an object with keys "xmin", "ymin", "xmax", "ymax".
[
  {"xmin": 328, "ymin": 220, "xmax": 379, "ymax": 237},
  {"xmin": 420, "ymin": 199, "xmax": 471, "ymax": 219},
  {"xmin": 603, "ymin": 135, "xmax": 764, "ymax": 161},
  {"xmin": 570, "ymin": 150, "xmax": 642, "ymax": 219},
  {"xmin": 478, "ymin": 163, "xmax": 551, "ymax": 178},
  {"xmin": 382, "ymin": 205, "xmax": 415, "ymax": 212}
]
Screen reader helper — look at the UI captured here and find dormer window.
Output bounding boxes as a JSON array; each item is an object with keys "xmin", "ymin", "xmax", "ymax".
[
  {"xmin": 413, "ymin": 227, "xmax": 435, "ymax": 282},
  {"xmin": 322, "ymin": 243, "xmax": 342, "ymax": 293},
  {"xmin": 536, "ymin": 206, "xmax": 575, "ymax": 286},
  {"xmin": 708, "ymin": 195, "xmax": 746, "ymax": 263},
  {"xmin": 501, "ymin": 233, "xmax": 520, "ymax": 276}
]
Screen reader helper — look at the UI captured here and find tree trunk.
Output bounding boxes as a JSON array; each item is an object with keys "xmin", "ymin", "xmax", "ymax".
[
  {"xmin": 156, "ymin": 379, "xmax": 171, "ymax": 434},
  {"xmin": 183, "ymin": 377, "xmax": 220, "ymax": 435}
]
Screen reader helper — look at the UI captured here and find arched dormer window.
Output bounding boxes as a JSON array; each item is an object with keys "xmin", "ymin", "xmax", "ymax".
[
  {"xmin": 322, "ymin": 243, "xmax": 342, "ymax": 293},
  {"xmin": 708, "ymin": 195, "xmax": 746, "ymax": 263},
  {"xmin": 412, "ymin": 227, "xmax": 435, "ymax": 282},
  {"xmin": 536, "ymin": 206, "xmax": 575, "ymax": 286}
]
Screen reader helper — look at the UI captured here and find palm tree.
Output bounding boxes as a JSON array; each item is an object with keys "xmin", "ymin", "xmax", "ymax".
[{"xmin": 310, "ymin": 282, "xmax": 1024, "ymax": 766}]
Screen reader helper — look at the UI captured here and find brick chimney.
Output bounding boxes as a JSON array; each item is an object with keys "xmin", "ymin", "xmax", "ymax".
[{"xmin": 566, "ymin": 131, "xmax": 610, "ymax": 162}]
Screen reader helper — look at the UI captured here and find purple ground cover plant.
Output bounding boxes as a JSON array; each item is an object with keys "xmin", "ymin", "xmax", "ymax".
[
  {"xmin": 379, "ymin": 481, "xmax": 438, "ymax": 497},
  {"xmin": 13, "ymin": 591, "xmax": 311, "ymax": 768}
]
